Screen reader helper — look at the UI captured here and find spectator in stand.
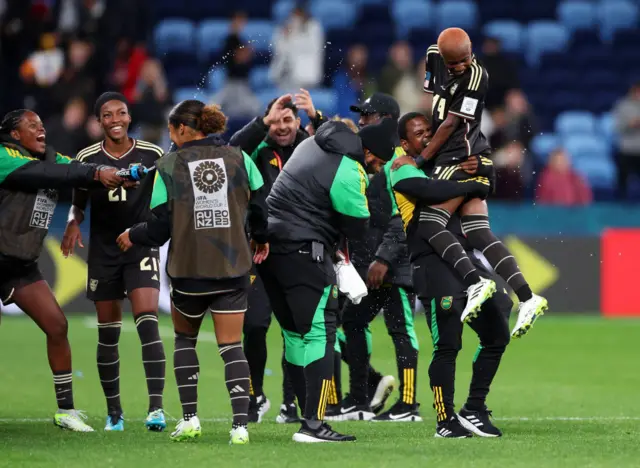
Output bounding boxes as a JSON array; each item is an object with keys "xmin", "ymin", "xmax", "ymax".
[
  {"xmin": 132, "ymin": 58, "xmax": 170, "ymax": 144},
  {"xmin": 614, "ymin": 82, "xmax": 640, "ymax": 198},
  {"xmin": 270, "ymin": 3, "xmax": 324, "ymax": 90},
  {"xmin": 536, "ymin": 148, "xmax": 593, "ymax": 206},
  {"xmin": 378, "ymin": 41, "xmax": 422, "ymax": 115},
  {"xmin": 493, "ymin": 141, "xmax": 526, "ymax": 201},
  {"xmin": 480, "ymin": 36, "xmax": 519, "ymax": 111},
  {"xmin": 503, "ymin": 89, "xmax": 537, "ymax": 150},
  {"xmin": 333, "ymin": 44, "xmax": 375, "ymax": 117},
  {"xmin": 45, "ymin": 97, "xmax": 93, "ymax": 157},
  {"xmin": 109, "ymin": 38, "xmax": 147, "ymax": 102},
  {"xmin": 213, "ymin": 11, "xmax": 261, "ymax": 118},
  {"xmin": 50, "ymin": 35, "xmax": 97, "ymax": 115}
]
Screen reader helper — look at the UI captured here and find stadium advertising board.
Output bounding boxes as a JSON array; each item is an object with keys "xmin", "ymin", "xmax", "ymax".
[{"xmin": 0, "ymin": 235, "xmax": 609, "ymax": 316}]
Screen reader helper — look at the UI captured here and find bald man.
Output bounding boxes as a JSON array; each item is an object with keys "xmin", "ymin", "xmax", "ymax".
[{"xmin": 392, "ymin": 29, "xmax": 547, "ymax": 341}]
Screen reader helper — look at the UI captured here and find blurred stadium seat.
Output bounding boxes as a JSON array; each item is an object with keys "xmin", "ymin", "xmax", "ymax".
[
  {"xmin": 531, "ymin": 134, "xmax": 560, "ymax": 164},
  {"xmin": 557, "ymin": 1, "xmax": 597, "ymax": 32},
  {"xmin": 436, "ymin": 0, "xmax": 479, "ymax": 31},
  {"xmin": 555, "ymin": 111, "xmax": 597, "ymax": 137},
  {"xmin": 526, "ymin": 21, "xmax": 570, "ymax": 66},
  {"xmin": 154, "ymin": 19, "xmax": 196, "ymax": 56},
  {"xmin": 309, "ymin": 0, "xmax": 358, "ymax": 30},
  {"xmin": 483, "ymin": 20, "xmax": 524, "ymax": 53}
]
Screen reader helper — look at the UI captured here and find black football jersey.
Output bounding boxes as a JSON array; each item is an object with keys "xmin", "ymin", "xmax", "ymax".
[
  {"xmin": 76, "ymin": 139, "xmax": 163, "ymax": 263},
  {"xmin": 423, "ymin": 45, "xmax": 491, "ymax": 165}
]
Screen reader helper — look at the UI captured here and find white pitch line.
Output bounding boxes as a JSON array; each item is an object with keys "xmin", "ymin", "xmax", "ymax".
[
  {"xmin": 2, "ymin": 416, "xmax": 640, "ymax": 424},
  {"xmin": 82, "ymin": 317, "xmax": 218, "ymax": 343}
]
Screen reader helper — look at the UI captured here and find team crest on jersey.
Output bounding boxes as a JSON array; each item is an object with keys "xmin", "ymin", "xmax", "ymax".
[
  {"xmin": 441, "ymin": 296, "xmax": 453, "ymax": 310},
  {"xmin": 188, "ymin": 159, "xmax": 230, "ymax": 230},
  {"xmin": 269, "ymin": 158, "xmax": 279, "ymax": 168},
  {"xmin": 450, "ymin": 83, "xmax": 458, "ymax": 96},
  {"xmin": 332, "ymin": 285, "xmax": 339, "ymax": 299},
  {"xmin": 250, "ymin": 275, "xmax": 256, "ymax": 284},
  {"xmin": 89, "ymin": 279, "xmax": 99, "ymax": 292}
]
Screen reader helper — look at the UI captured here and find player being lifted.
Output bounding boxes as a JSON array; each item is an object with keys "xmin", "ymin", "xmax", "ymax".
[
  {"xmin": 61, "ymin": 92, "xmax": 167, "ymax": 431},
  {"xmin": 392, "ymin": 28, "xmax": 547, "ymax": 338}
]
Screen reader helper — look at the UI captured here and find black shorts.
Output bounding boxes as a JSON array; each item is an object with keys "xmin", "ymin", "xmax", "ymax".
[
  {"xmin": 172, "ymin": 287, "xmax": 248, "ymax": 319},
  {"xmin": 431, "ymin": 155, "xmax": 495, "ymax": 200},
  {"xmin": 0, "ymin": 255, "xmax": 44, "ymax": 305},
  {"xmin": 87, "ymin": 250, "xmax": 161, "ymax": 302}
]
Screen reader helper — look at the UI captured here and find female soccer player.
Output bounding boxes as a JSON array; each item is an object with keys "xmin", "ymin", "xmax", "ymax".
[
  {"xmin": 117, "ymin": 100, "xmax": 269, "ymax": 445},
  {"xmin": 0, "ymin": 109, "xmax": 122, "ymax": 432}
]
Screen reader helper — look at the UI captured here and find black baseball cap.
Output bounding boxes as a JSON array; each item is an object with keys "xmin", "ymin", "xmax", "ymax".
[
  {"xmin": 358, "ymin": 117, "xmax": 397, "ymax": 162},
  {"xmin": 350, "ymin": 92, "xmax": 400, "ymax": 120}
]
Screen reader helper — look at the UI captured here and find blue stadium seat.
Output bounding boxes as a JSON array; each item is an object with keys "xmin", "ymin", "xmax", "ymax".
[
  {"xmin": 154, "ymin": 19, "xmax": 196, "ymax": 56},
  {"xmin": 197, "ymin": 20, "xmax": 230, "ymax": 62},
  {"xmin": 249, "ymin": 66, "xmax": 273, "ymax": 91},
  {"xmin": 557, "ymin": 1, "xmax": 596, "ymax": 32},
  {"xmin": 310, "ymin": 0, "xmax": 358, "ymax": 31},
  {"xmin": 525, "ymin": 21, "xmax": 570, "ymax": 67},
  {"xmin": 166, "ymin": 64, "xmax": 202, "ymax": 89},
  {"xmin": 272, "ymin": 0, "xmax": 295, "ymax": 24},
  {"xmin": 573, "ymin": 157, "xmax": 617, "ymax": 190},
  {"xmin": 531, "ymin": 134, "xmax": 560, "ymax": 164},
  {"xmin": 242, "ymin": 20, "xmax": 275, "ymax": 54},
  {"xmin": 309, "ymin": 88, "xmax": 339, "ymax": 117},
  {"xmin": 556, "ymin": 111, "xmax": 597, "ymax": 137},
  {"xmin": 483, "ymin": 20, "xmax": 524, "ymax": 53},
  {"xmin": 173, "ymin": 87, "xmax": 208, "ymax": 104},
  {"xmin": 391, "ymin": 0, "xmax": 434, "ymax": 36},
  {"xmin": 600, "ymin": 112, "xmax": 617, "ymax": 145},
  {"xmin": 436, "ymin": 0, "xmax": 479, "ymax": 31},
  {"xmin": 564, "ymin": 135, "xmax": 612, "ymax": 164},
  {"xmin": 358, "ymin": 0, "xmax": 388, "ymax": 5},
  {"xmin": 598, "ymin": 0, "xmax": 639, "ymax": 42},
  {"xmin": 205, "ymin": 67, "xmax": 227, "ymax": 93}
]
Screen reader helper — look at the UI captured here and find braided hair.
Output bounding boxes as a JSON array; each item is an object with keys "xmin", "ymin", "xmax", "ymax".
[{"xmin": 0, "ymin": 109, "xmax": 29, "ymax": 139}]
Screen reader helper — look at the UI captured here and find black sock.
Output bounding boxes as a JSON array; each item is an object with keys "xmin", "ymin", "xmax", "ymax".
[
  {"xmin": 466, "ymin": 344, "xmax": 506, "ymax": 411},
  {"xmin": 53, "ymin": 371, "xmax": 74, "ymax": 410},
  {"xmin": 281, "ymin": 351, "xmax": 296, "ymax": 405},
  {"xmin": 97, "ymin": 321, "xmax": 122, "ymax": 412},
  {"xmin": 174, "ymin": 332, "xmax": 199, "ymax": 419},
  {"xmin": 421, "ymin": 207, "xmax": 481, "ymax": 286},
  {"xmin": 429, "ymin": 349, "xmax": 457, "ymax": 422},
  {"xmin": 461, "ymin": 214, "xmax": 533, "ymax": 302},
  {"xmin": 135, "ymin": 313, "xmax": 165, "ymax": 411},
  {"xmin": 219, "ymin": 342, "xmax": 250, "ymax": 427},
  {"xmin": 244, "ymin": 326, "xmax": 268, "ymax": 397}
]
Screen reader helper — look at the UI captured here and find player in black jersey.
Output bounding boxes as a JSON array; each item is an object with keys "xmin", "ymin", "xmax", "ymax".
[
  {"xmin": 61, "ymin": 92, "xmax": 167, "ymax": 432},
  {"xmin": 392, "ymin": 28, "xmax": 547, "ymax": 339}
]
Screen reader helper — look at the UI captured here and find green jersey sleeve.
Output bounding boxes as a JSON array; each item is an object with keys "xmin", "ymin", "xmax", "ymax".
[
  {"xmin": 329, "ymin": 156, "xmax": 370, "ymax": 219},
  {"xmin": 0, "ymin": 145, "xmax": 36, "ymax": 185},
  {"xmin": 150, "ymin": 170, "xmax": 169, "ymax": 210},
  {"xmin": 55, "ymin": 153, "xmax": 74, "ymax": 164},
  {"xmin": 390, "ymin": 163, "xmax": 428, "ymax": 187},
  {"xmin": 243, "ymin": 150, "xmax": 265, "ymax": 191}
]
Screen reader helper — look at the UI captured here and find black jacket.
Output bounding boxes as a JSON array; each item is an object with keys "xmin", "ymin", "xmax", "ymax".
[
  {"xmin": 267, "ymin": 121, "xmax": 370, "ymax": 252},
  {"xmin": 229, "ymin": 113, "xmax": 326, "ymax": 194},
  {"xmin": 349, "ymin": 163, "xmax": 412, "ymax": 289}
]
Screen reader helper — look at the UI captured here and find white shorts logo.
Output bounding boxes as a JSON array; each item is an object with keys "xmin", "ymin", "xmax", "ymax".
[
  {"xmin": 461, "ymin": 97, "xmax": 478, "ymax": 116},
  {"xmin": 29, "ymin": 189, "xmax": 58, "ymax": 229},
  {"xmin": 188, "ymin": 158, "xmax": 230, "ymax": 230},
  {"xmin": 89, "ymin": 279, "xmax": 99, "ymax": 292}
]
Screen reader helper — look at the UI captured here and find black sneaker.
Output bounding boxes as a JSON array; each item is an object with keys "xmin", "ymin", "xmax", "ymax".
[
  {"xmin": 435, "ymin": 416, "xmax": 473, "ymax": 438},
  {"xmin": 292, "ymin": 421, "xmax": 356, "ymax": 443},
  {"xmin": 324, "ymin": 395, "xmax": 375, "ymax": 422},
  {"xmin": 276, "ymin": 402, "xmax": 301, "ymax": 424},
  {"xmin": 373, "ymin": 401, "xmax": 422, "ymax": 422},
  {"xmin": 247, "ymin": 394, "xmax": 271, "ymax": 423},
  {"xmin": 457, "ymin": 405, "xmax": 502, "ymax": 437},
  {"xmin": 368, "ymin": 375, "xmax": 396, "ymax": 414}
]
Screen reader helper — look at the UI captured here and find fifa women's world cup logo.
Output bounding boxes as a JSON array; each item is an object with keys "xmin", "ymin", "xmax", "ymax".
[{"xmin": 193, "ymin": 160, "xmax": 226, "ymax": 194}]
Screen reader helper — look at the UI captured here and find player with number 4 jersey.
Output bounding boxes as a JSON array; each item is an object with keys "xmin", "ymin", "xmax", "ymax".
[{"xmin": 61, "ymin": 92, "xmax": 167, "ymax": 433}]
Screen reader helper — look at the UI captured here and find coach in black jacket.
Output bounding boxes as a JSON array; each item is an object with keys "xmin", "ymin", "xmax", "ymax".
[{"xmin": 229, "ymin": 91, "xmax": 327, "ymax": 423}]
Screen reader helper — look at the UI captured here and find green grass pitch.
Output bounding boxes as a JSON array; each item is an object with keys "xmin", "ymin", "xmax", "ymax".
[{"xmin": 1, "ymin": 314, "xmax": 639, "ymax": 467}]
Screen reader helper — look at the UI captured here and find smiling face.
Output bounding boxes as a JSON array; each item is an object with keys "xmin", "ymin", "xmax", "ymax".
[
  {"xmin": 268, "ymin": 108, "xmax": 299, "ymax": 147},
  {"xmin": 98, "ymin": 100, "xmax": 131, "ymax": 142},
  {"xmin": 401, "ymin": 116, "xmax": 432, "ymax": 156},
  {"xmin": 10, "ymin": 111, "xmax": 46, "ymax": 154}
]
